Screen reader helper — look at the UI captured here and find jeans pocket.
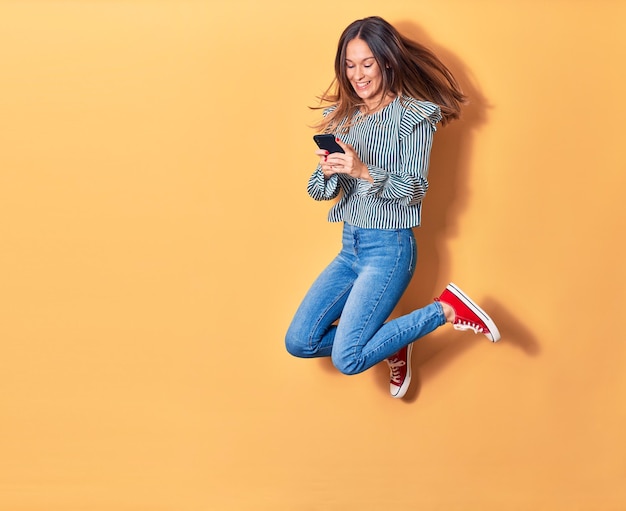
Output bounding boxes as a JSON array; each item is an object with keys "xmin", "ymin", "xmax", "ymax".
[{"xmin": 408, "ymin": 233, "xmax": 417, "ymax": 275}]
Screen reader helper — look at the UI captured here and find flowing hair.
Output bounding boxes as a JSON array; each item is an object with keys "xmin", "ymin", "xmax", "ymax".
[{"xmin": 313, "ymin": 16, "xmax": 466, "ymax": 133}]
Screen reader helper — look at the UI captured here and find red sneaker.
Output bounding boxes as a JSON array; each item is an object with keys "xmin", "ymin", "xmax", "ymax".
[
  {"xmin": 436, "ymin": 283, "xmax": 501, "ymax": 342},
  {"xmin": 386, "ymin": 344, "xmax": 413, "ymax": 399}
]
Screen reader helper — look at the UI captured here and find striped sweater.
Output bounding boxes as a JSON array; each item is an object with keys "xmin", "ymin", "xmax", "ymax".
[{"xmin": 307, "ymin": 95, "xmax": 442, "ymax": 229}]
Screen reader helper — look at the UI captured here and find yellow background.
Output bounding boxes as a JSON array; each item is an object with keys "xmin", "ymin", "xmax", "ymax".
[{"xmin": 1, "ymin": 1, "xmax": 625, "ymax": 510}]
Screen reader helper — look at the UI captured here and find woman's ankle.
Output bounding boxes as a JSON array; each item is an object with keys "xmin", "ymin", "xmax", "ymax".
[{"xmin": 440, "ymin": 302, "xmax": 456, "ymax": 323}]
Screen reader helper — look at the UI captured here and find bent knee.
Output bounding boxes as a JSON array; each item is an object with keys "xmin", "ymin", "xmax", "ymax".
[
  {"xmin": 331, "ymin": 353, "xmax": 364, "ymax": 376},
  {"xmin": 285, "ymin": 331, "xmax": 309, "ymax": 358}
]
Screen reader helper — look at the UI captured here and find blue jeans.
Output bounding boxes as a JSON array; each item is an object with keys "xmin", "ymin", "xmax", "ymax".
[{"xmin": 285, "ymin": 223, "xmax": 446, "ymax": 375}]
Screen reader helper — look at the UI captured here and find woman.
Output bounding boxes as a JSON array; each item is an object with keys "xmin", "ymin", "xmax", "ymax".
[{"xmin": 285, "ymin": 16, "xmax": 500, "ymax": 399}]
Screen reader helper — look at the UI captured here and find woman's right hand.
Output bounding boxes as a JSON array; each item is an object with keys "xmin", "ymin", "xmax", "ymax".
[
  {"xmin": 315, "ymin": 149, "xmax": 331, "ymax": 179},
  {"xmin": 315, "ymin": 149, "xmax": 329, "ymax": 162},
  {"xmin": 317, "ymin": 140, "xmax": 372, "ymax": 182}
]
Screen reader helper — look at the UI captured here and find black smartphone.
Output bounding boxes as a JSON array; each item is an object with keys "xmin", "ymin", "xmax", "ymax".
[{"xmin": 313, "ymin": 134, "xmax": 344, "ymax": 154}]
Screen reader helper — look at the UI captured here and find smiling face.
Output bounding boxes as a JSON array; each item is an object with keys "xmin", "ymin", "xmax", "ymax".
[{"xmin": 345, "ymin": 38, "xmax": 386, "ymax": 110}]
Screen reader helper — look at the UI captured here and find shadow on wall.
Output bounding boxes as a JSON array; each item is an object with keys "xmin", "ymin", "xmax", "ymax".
[{"xmin": 370, "ymin": 21, "xmax": 540, "ymax": 402}]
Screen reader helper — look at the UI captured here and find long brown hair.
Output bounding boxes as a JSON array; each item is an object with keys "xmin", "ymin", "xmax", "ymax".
[{"xmin": 313, "ymin": 16, "xmax": 466, "ymax": 133}]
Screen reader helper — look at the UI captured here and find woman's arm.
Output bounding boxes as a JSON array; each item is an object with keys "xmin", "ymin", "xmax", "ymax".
[
  {"xmin": 362, "ymin": 120, "xmax": 434, "ymax": 206},
  {"xmin": 323, "ymin": 120, "xmax": 434, "ymax": 206},
  {"xmin": 307, "ymin": 165, "xmax": 341, "ymax": 201}
]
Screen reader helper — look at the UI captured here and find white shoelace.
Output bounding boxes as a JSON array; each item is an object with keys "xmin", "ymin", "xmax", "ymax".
[
  {"xmin": 386, "ymin": 358, "xmax": 406, "ymax": 384},
  {"xmin": 453, "ymin": 320, "xmax": 485, "ymax": 335}
]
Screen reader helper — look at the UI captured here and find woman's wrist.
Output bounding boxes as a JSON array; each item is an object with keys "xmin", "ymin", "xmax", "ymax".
[{"xmin": 359, "ymin": 163, "xmax": 374, "ymax": 183}]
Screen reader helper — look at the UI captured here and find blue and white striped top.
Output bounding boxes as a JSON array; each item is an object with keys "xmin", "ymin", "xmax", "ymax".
[{"xmin": 307, "ymin": 95, "xmax": 442, "ymax": 229}]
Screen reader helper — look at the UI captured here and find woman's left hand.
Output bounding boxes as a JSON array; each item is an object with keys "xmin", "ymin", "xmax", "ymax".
[{"xmin": 321, "ymin": 139, "xmax": 373, "ymax": 183}]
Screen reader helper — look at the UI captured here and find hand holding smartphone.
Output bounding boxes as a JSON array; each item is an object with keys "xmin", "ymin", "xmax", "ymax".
[{"xmin": 313, "ymin": 134, "xmax": 344, "ymax": 154}]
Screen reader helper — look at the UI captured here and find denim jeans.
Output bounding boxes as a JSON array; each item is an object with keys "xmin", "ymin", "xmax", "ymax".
[{"xmin": 285, "ymin": 223, "xmax": 446, "ymax": 375}]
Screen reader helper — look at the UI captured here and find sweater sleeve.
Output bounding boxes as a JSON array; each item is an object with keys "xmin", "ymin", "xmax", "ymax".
[
  {"xmin": 307, "ymin": 105, "xmax": 342, "ymax": 201},
  {"xmin": 359, "ymin": 102, "xmax": 441, "ymax": 206},
  {"xmin": 307, "ymin": 165, "xmax": 340, "ymax": 201}
]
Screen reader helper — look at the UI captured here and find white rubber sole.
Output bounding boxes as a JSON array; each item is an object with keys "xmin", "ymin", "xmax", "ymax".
[
  {"xmin": 448, "ymin": 282, "xmax": 501, "ymax": 342},
  {"xmin": 390, "ymin": 343, "xmax": 413, "ymax": 399}
]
